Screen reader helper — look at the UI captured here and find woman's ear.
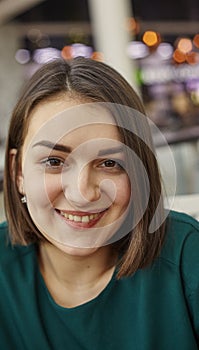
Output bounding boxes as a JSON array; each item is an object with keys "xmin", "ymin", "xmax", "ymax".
[{"xmin": 9, "ymin": 148, "xmax": 24, "ymax": 195}]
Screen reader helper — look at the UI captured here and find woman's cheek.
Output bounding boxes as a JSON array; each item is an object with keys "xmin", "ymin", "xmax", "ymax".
[
  {"xmin": 115, "ymin": 175, "xmax": 131, "ymax": 206},
  {"xmin": 43, "ymin": 174, "xmax": 63, "ymax": 204},
  {"xmin": 24, "ymin": 168, "xmax": 61, "ymax": 207}
]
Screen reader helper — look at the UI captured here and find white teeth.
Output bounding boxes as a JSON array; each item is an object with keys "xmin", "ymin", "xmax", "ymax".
[
  {"xmin": 81, "ymin": 216, "xmax": 89, "ymax": 223},
  {"xmin": 59, "ymin": 211, "xmax": 101, "ymax": 223},
  {"xmin": 74, "ymin": 215, "xmax": 81, "ymax": 222}
]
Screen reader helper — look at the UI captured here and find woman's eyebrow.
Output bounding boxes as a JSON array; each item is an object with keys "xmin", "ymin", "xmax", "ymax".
[
  {"xmin": 97, "ymin": 146, "xmax": 124, "ymax": 156},
  {"xmin": 32, "ymin": 141, "xmax": 124, "ymax": 156},
  {"xmin": 32, "ymin": 141, "xmax": 72, "ymax": 153}
]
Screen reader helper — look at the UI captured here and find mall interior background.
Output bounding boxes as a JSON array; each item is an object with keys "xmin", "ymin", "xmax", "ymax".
[{"xmin": 0, "ymin": 0, "xmax": 199, "ymax": 221}]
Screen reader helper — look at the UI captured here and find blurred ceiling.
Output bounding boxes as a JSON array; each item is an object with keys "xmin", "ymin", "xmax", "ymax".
[
  {"xmin": 13, "ymin": 0, "xmax": 199, "ymax": 22},
  {"xmin": 0, "ymin": 0, "xmax": 46, "ymax": 24},
  {"xmin": 133, "ymin": 0, "xmax": 199, "ymax": 20},
  {"xmin": 0, "ymin": 0, "xmax": 198, "ymax": 44}
]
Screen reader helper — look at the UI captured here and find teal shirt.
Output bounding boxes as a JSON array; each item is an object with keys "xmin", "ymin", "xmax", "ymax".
[{"xmin": 0, "ymin": 211, "xmax": 199, "ymax": 349}]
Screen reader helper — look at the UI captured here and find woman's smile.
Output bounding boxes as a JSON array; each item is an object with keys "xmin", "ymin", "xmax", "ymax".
[{"xmin": 55, "ymin": 208, "xmax": 108, "ymax": 229}]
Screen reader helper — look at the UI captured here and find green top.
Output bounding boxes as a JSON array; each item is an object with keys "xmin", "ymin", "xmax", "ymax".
[{"xmin": 0, "ymin": 210, "xmax": 199, "ymax": 350}]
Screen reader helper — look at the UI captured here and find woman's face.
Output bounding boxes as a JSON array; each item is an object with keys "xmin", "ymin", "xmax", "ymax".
[{"xmin": 16, "ymin": 97, "xmax": 131, "ymax": 255}]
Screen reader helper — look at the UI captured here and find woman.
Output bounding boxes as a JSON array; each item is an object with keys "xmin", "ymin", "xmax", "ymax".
[{"xmin": 1, "ymin": 57, "xmax": 199, "ymax": 349}]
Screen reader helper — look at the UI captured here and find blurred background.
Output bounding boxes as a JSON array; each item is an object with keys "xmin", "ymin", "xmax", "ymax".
[{"xmin": 0, "ymin": 0, "xmax": 199, "ymax": 221}]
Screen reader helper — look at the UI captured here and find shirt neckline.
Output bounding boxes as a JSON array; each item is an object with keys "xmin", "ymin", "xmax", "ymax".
[{"xmin": 34, "ymin": 245, "xmax": 117, "ymax": 312}]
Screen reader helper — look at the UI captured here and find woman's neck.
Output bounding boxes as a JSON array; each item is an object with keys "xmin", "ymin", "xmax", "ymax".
[{"xmin": 38, "ymin": 242, "xmax": 117, "ymax": 308}]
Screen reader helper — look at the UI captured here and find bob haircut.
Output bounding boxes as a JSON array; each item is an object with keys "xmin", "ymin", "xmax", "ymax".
[{"xmin": 4, "ymin": 57, "xmax": 166, "ymax": 278}]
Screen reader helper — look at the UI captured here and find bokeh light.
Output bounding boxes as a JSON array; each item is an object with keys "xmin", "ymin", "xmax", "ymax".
[
  {"xmin": 71, "ymin": 43, "xmax": 93, "ymax": 58},
  {"xmin": 127, "ymin": 41, "xmax": 149, "ymax": 59},
  {"xmin": 91, "ymin": 51, "xmax": 104, "ymax": 62},
  {"xmin": 15, "ymin": 49, "xmax": 31, "ymax": 64},
  {"xmin": 142, "ymin": 31, "xmax": 160, "ymax": 47},
  {"xmin": 157, "ymin": 43, "xmax": 173, "ymax": 60},
  {"xmin": 61, "ymin": 46, "xmax": 73, "ymax": 60},
  {"xmin": 177, "ymin": 38, "xmax": 192, "ymax": 54},
  {"xmin": 27, "ymin": 28, "xmax": 42, "ymax": 43},
  {"xmin": 173, "ymin": 49, "xmax": 186, "ymax": 63},
  {"xmin": 33, "ymin": 48, "xmax": 61, "ymax": 64},
  {"xmin": 193, "ymin": 34, "xmax": 199, "ymax": 49},
  {"xmin": 126, "ymin": 17, "xmax": 140, "ymax": 35},
  {"xmin": 186, "ymin": 51, "xmax": 199, "ymax": 65}
]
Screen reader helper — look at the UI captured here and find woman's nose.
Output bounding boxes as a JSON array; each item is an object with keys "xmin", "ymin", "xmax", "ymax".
[{"xmin": 62, "ymin": 165, "xmax": 101, "ymax": 205}]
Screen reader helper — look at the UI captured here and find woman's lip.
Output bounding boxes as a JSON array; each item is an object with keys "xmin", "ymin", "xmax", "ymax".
[
  {"xmin": 55, "ymin": 208, "xmax": 107, "ymax": 229},
  {"xmin": 55, "ymin": 209, "xmax": 107, "ymax": 216}
]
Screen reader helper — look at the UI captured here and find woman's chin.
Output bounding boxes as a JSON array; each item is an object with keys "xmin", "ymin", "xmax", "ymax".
[{"xmin": 51, "ymin": 241, "xmax": 101, "ymax": 257}]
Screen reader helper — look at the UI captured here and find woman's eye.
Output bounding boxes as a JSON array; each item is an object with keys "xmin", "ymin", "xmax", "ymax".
[
  {"xmin": 48, "ymin": 158, "xmax": 63, "ymax": 167},
  {"xmin": 104, "ymin": 160, "xmax": 117, "ymax": 167},
  {"xmin": 42, "ymin": 157, "xmax": 65, "ymax": 169},
  {"xmin": 101, "ymin": 159, "xmax": 125, "ymax": 170}
]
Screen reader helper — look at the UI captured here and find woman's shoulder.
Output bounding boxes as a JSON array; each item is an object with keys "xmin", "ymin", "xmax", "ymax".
[
  {"xmin": 158, "ymin": 210, "xmax": 199, "ymax": 317},
  {"xmin": 159, "ymin": 210, "xmax": 199, "ymax": 281},
  {"xmin": 165, "ymin": 210, "xmax": 199, "ymax": 245},
  {"xmin": 0, "ymin": 220, "xmax": 9, "ymax": 233},
  {"xmin": 0, "ymin": 221, "xmax": 12, "ymax": 255},
  {"xmin": 167, "ymin": 210, "xmax": 199, "ymax": 231},
  {"xmin": 0, "ymin": 221, "xmax": 35, "ymax": 267}
]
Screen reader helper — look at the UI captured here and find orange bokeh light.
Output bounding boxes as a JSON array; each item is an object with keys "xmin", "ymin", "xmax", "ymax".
[
  {"xmin": 193, "ymin": 34, "xmax": 199, "ymax": 49},
  {"xmin": 91, "ymin": 51, "xmax": 104, "ymax": 62},
  {"xmin": 61, "ymin": 46, "xmax": 73, "ymax": 60},
  {"xmin": 142, "ymin": 31, "xmax": 159, "ymax": 47},
  {"xmin": 173, "ymin": 49, "xmax": 186, "ymax": 63},
  {"xmin": 177, "ymin": 38, "xmax": 192, "ymax": 53},
  {"xmin": 126, "ymin": 17, "xmax": 140, "ymax": 35},
  {"xmin": 186, "ymin": 52, "xmax": 197, "ymax": 64}
]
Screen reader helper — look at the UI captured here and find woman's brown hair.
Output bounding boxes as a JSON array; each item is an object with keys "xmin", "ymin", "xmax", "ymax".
[{"xmin": 4, "ymin": 57, "xmax": 166, "ymax": 278}]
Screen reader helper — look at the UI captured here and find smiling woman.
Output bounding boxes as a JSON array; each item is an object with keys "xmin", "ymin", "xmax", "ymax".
[
  {"xmin": 17, "ymin": 102, "xmax": 131, "ymax": 252},
  {"xmin": 1, "ymin": 57, "xmax": 199, "ymax": 349}
]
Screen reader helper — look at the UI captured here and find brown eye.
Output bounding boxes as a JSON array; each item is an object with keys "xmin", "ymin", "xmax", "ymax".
[
  {"xmin": 100, "ymin": 159, "xmax": 125, "ymax": 170},
  {"xmin": 104, "ymin": 160, "xmax": 116, "ymax": 167},
  {"xmin": 40, "ymin": 156, "xmax": 70, "ymax": 174},
  {"xmin": 46, "ymin": 158, "xmax": 63, "ymax": 168}
]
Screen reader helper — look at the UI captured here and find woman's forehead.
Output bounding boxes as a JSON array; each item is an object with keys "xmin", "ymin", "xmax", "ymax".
[{"xmin": 23, "ymin": 98, "xmax": 119, "ymax": 151}]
